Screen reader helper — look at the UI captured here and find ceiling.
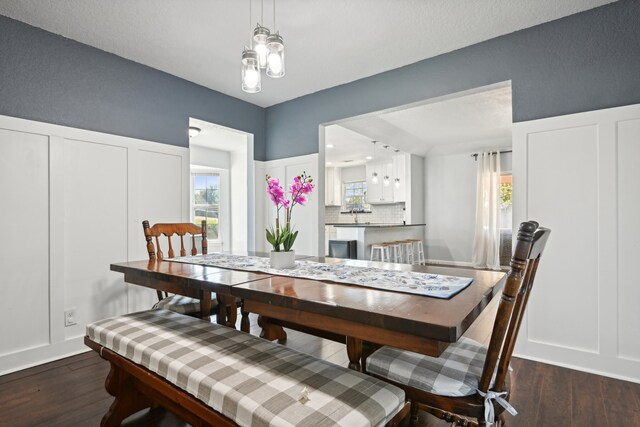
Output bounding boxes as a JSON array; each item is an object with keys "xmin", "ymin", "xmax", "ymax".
[
  {"xmin": 325, "ymin": 85, "xmax": 513, "ymax": 166},
  {"xmin": 0, "ymin": 0, "xmax": 615, "ymax": 107},
  {"xmin": 189, "ymin": 118, "xmax": 247, "ymax": 152}
]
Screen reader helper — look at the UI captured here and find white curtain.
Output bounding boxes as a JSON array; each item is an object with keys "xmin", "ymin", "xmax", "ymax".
[{"xmin": 472, "ymin": 151, "xmax": 501, "ymax": 270}]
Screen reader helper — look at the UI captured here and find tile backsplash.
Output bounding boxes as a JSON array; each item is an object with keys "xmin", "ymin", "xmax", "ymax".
[{"xmin": 325, "ymin": 203, "xmax": 406, "ymax": 224}]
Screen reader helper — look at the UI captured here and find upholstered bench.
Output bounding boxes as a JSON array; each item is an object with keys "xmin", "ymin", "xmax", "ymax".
[{"xmin": 85, "ymin": 309, "xmax": 408, "ymax": 427}]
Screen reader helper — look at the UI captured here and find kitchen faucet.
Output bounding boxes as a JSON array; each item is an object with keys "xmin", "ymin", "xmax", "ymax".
[{"xmin": 351, "ymin": 208, "xmax": 359, "ymax": 224}]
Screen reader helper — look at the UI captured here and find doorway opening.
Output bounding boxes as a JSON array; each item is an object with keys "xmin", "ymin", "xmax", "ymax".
[
  {"xmin": 318, "ymin": 81, "xmax": 513, "ymax": 264},
  {"xmin": 188, "ymin": 118, "xmax": 255, "ymax": 252}
]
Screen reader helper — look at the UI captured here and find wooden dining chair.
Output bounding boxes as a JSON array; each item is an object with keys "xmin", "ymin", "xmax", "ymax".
[
  {"xmin": 364, "ymin": 221, "xmax": 551, "ymax": 427},
  {"xmin": 142, "ymin": 220, "xmax": 218, "ymax": 318}
]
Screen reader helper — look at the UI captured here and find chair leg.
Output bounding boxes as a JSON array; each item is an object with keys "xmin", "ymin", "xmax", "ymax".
[{"xmin": 409, "ymin": 401, "xmax": 420, "ymax": 426}]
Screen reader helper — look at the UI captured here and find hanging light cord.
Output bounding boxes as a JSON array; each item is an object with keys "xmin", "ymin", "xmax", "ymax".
[
  {"xmin": 273, "ymin": 0, "xmax": 276, "ymax": 30},
  {"xmin": 248, "ymin": 0, "xmax": 252, "ymax": 47},
  {"xmin": 261, "ymin": 0, "xmax": 264, "ymax": 25}
]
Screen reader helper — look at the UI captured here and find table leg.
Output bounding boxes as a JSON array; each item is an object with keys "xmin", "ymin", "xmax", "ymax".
[
  {"xmin": 223, "ymin": 295, "xmax": 238, "ymax": 329},
  {"xmin": 257, "ymin": 315, "xmax": 287, "ymax": 343},
  {"xmin": 240, "ymin": 300, "xmax": 250, "ymax": 333},
  {"xmin": 347, "ymin": 337, "xmax": 363, "ymax": 371},
  {"xmin": 200, "ymin": 292, "xmax": 213, "ymax": 322},
  {"xmin": 215, "ymin": 293, "xmax": 226, "ymax": 325}
]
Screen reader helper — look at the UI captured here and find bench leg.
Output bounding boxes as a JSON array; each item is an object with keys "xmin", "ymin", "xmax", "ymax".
[
  {"xmin": 102, "ymin": 361, "xmax": 154, "ymax": 427},
  {"xmin": 258, "ymin": 315, "xmax": 287, "ymax": 343}
]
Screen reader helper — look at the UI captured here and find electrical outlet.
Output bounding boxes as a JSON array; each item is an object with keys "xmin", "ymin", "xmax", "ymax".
[{"xmin": 64, "ymin": 309, "xmax": 77, "ymax": 327}]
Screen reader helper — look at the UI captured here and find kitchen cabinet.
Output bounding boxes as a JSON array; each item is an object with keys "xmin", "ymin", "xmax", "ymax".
[{"xmin": 325, "ymin": 166, "xmax": 342, "ymax": 206}]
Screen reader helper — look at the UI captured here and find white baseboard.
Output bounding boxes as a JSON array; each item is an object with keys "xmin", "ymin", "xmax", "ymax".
[
  {"xmin": 0, "ymin": 336, "xmax": 89, "ymax": 376},
  {"xmin": 425, "ymin": 258, "xmax": 474, "ymax": 268},
  {"xmin": 513, "ymin": 352, "xmax": 640, "ymax": 385}
]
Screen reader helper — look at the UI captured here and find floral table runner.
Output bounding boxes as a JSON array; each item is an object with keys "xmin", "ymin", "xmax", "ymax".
[{"xmin": 168, "ymin": 253, "xmax": 473, "ymax": 299}]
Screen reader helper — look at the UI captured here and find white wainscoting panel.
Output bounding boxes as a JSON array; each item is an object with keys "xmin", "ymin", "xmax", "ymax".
[
  {"xmin": 513, "ymin": 103, "xmax": 640, "ymax": 383},
  {"xmin": 128, "ymin": 149, "xmax": 188, "ymax": 313},
  {"xmin": 526, "ymin": 126, "xmax": 599, "ymax": 352},
  {"xmin": 0, "ymin": 115, "xmax": 189, "ymax": 375},
  {"xmin": 62, "ymin": 139, "xmax": 129, "ymax": 340},
  {"xmin": 617, "ymin": 118, "xmax": 640, "ymax": 362},
  {"xmin": 0, "ymin": 129, "xmax": 50, "ymax": 356},
  {"xmin": 137, "ymin": 150, "xmax": 185, "ymax": 227}
]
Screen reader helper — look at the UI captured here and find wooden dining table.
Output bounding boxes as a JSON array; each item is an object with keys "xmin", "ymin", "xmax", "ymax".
[{"xmin": 110, "ymin": 255, "xmax": 506, "ymax": 371}]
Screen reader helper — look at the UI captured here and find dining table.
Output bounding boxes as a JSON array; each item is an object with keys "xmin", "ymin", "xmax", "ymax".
[{"xmin": 110, "ymin": 254, "xmax": 506, "ymax": 371}]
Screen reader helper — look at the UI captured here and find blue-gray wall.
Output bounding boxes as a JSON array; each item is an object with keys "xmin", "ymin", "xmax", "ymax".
[
  {"xmin": 265, "ymin": 0, "xmax": 640, "ymax": 160},
  {"xmin": 0, "ymin": 15, "xmax": 267, "ymax": 160},
  {"xmin": 2, "ymin": 1, "xmax": 640, "ymax": 162}
]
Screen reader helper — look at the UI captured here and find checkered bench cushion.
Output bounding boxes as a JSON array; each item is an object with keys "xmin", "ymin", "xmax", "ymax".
[
  {"xmin": 87, "ymin": 309, "xmax": 405, "ymax": 427},
  {"xmin": 153, "ymin": 294, "xmax": 218, "ymax": 315},
  {"xmin": 367, "ymin": 337, "xmax": 491, "ymax": 397}
]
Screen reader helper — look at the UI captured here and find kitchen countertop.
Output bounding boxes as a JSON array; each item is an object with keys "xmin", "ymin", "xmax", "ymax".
[{"xmin": 327, "ymin": 223, "xmax": 426, "ymax": 228}]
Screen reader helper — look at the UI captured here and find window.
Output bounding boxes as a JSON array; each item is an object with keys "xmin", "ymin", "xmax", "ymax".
[
  {"xmin": 192, "ymin": 173, "xmax": 220, "ymax": 240},
  {"xmin": 499, "ymin": 174, "xmax": 513, "ymax": 266},
  {"xmin": 499, "ymin": 174, "xmax": 513, "ymax": 229},
  {"xmin": 344, "ymin": 181, "xmax": 370, "ymax": 211}
]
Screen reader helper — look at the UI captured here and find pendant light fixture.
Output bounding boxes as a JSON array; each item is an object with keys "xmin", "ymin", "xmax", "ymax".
[
  {"xmin": 266, "ymin": 32, "xmax": 285, "ymax": 78},
  {"xmin": 241, "ymin": 0, "xmax": 285, "ymax": 93},
  {"xmin": 253, "ymin": 24, "xmax": 270, "ymax": 69},
  {"xmin": 241, "ymin": 0, "xmax": 260, "ymax": 93},
  {"xmin": 394, "ymin": 149, "xmax": 401, "ymax": 188},
  {"xmin": 252, "ymin": 1, "xmax": 270, "ymax": 69},
  {"xmin": 382, "ymin": 145, "xmax": 390, "ymax": 187},
  {"xmin": 371, "ymin": 141, "xmax": 379, "ymax": 184},
  {"xmin": 241, "ymin": 48, "xmax": 261, "ymax": 93},
  {"xmin": 266, "ymin": 0, "xmax": 285, "ymax": 78}
]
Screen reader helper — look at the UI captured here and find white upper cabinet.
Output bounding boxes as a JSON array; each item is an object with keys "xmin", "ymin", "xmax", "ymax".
[{"xmin": 325, "ymin": 166, "xmax": 342, "ymax": 206}]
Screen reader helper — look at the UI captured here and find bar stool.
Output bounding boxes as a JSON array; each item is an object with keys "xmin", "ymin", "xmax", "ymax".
[
  {"xmin": 407, "ymin": 239, "xmax": 426, "ymax": 265},
  {"xmin": 409, "ymin": 239, "xmax": 426, "ymax": 264},
  {"xmin": 383, "ymin": 242, "xmax": 403, "ymax": 263},
  {"xmin": 397, "ymin": 240, "xmax": 415, "ymax": 265},
  {"xmin": 370, "ymin": 244, "xmax": 390, "ymax": 262}
]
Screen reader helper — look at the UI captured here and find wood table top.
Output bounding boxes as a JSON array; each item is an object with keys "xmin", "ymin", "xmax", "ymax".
[
  {"xmin": 112, "ymin": 255, "xmax": 505, "ymax": 345},
  {"xmin": 232, "ymin": 260, "xmax": 506, "ymax": 343},
  {"xmin": 110, "ymin": 259, "xmax": 273, "ymax": 294}
]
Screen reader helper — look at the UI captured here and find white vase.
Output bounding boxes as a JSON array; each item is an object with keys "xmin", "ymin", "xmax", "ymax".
[{"xmin": 269, "ymin": 250, "xmax": 296, "ymax": 269}]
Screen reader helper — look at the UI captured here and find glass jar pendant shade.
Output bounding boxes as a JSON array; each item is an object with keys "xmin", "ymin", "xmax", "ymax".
[
  {"xmin": 241, "ymin": 48, "xmax": 261, "ymax": 93},
  {"xmin": 372, "ymin": 171, "xmax": 378, "ymax": 184},
  {"xmin": 394, "ymin": 178, "xmax": 401, "ymax": 188},
  {"xmin": 383, "ymin": 175, "xmax": 390, "ymax": 186},
  {"xmin": 266, "ymin": 32, "xmax": 285, "ymax": 78},
  {"xmin": 253, "ymin": 24, "xmax": 270, "ymax": 69}
]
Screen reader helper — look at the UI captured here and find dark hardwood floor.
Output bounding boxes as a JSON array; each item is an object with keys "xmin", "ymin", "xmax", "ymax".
[{"xmin": 1, "ymin": 306, "xmax": 639, "ymax": 427}]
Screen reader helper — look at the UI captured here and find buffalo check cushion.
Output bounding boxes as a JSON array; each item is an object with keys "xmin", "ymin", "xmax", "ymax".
[
  {"xmin": 366, "ymin": 337, "xmax": 490, "ymax": 397},
  {"xmin": 87, "ymin": 309, "xmax": 405, "ymax": 427},
  {"xmin": 153, "ymin": 294, "xmax": 218, "ymax": 315}
]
